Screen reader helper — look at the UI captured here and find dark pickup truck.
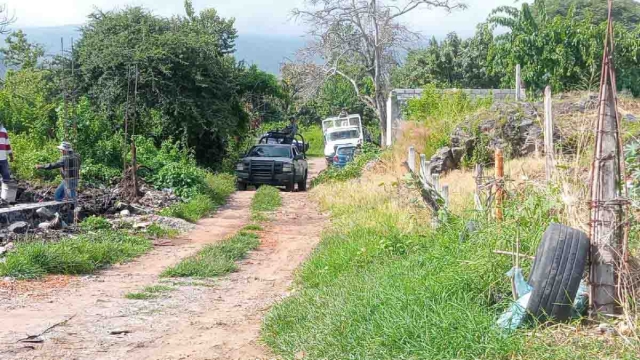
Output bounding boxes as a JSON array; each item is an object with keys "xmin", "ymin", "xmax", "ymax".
[{"xmin": 235, "ymin": 133, "xmax": 309, "ymax": 192}]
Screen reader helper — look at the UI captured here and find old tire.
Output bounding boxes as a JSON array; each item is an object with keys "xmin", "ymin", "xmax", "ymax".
[
  {"xmin": 526, "ymin": 223, "xmax": 589, "ymax": 322},
  {"xmin": 298, "ymin": 171, "xmax": 308, "ymax": 192},
  {"xmin": 237, "ymin": 181, "xmax": 248, "ymax": 191}
]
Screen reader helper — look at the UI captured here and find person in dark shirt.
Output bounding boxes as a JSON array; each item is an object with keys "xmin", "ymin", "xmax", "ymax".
[
  {"xmin": 35, "ymin": 142, "xmax": 81, "ymax": 201},
  {"xmin": 281, "ymin": 117, "xmax": 298, "ymax": 145}
]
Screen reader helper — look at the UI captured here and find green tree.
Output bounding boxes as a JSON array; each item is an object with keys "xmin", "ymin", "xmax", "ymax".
[
  {"xmin": 74, "ymin": 4, "xmax": 246, "ymax": 168},
  {"xmin": 0, "ymin": 30, "xmax": 45, "ymax": 69}
]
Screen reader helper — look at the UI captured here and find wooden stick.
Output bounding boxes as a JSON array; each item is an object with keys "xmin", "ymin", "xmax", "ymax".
[
  {"xmin": 495, "ymin": 149, "xmax": 504, "ymax": 221},
  {"xmin": 493, "ymin": 250, "xmax": 535, "ymax": 260}
]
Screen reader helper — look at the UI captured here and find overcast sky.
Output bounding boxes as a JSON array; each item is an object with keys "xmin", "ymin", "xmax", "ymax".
[{"xmin": 2, "ymin": 0, "xmax": 523, "ymax": 37}]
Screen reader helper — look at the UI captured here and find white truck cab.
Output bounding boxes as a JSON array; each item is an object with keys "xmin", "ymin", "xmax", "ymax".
[{"xmin": 322, "ymin": 114, "xmax": 363, "ymax": 163}]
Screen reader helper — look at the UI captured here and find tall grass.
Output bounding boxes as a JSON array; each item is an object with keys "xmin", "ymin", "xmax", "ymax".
[
  {"xmin": 405, "ymin": 85, "xmax": 493, "ymax": 158},
  {"xmin": 0, "ymin": 231, "xmax": 152, "ymax": 280},
  {"xmin": 262, "ymin": 175, "xmax": 639, "ymax": 359}
]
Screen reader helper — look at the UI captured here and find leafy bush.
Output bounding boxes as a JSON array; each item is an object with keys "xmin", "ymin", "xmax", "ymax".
[
  {"xmin": 80, "ymin": 216, "xmax": 112, "ymax": 231},
  {"xmin": 160, "ymin": 194, "xmax": 214, "ymax": 223},
  {"xmin": 0, "ymin": 231, "xmax": 151, "ymax": 279},
  {"xmin": 161, "ymin": 231, "xmax": 260, "ymax": 278},
  {"xmin": 405, "ymin": 85, "xmax": 493, "ymax": 159},
  {"xmin": 10, "ymin": 134, "xmax": 60, "ymax": 182},
  {"xmin": 312, "ymin": 143, "xmax": 380, "ymax": 186},
  {"xmin": 300, "ymin": 124, "xmax": 324, "ymax": 158}
]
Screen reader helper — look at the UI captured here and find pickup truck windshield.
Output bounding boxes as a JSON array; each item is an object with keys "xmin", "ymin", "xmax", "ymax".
[
  {"xmin": 328, "ymin": 130, "xmax": 360, "ymax": 142},
  {"xmin": 248, "ymin": 146, "xmax": 291, "ymax": 158}
]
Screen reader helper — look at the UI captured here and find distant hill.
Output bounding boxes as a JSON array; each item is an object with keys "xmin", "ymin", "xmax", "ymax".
[{"xmin": 0, "ymin": 25, "xmax": 306, "ymax": 75}]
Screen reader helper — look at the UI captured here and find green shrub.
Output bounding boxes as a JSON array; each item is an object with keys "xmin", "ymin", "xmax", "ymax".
[
  {"xmin": 10, "ymin": 134, "xmax": 60, "ymax": 182},
  {"xmin": 160, "ymin": 173, "xmax": 236, "ymax": 222},
  {"xmin": 0, "ymin": 231, "xmax": 151, "ymax": 279},
  {"xmin": 161, "ymin": 231, "xmax": 260, "ymax": 278},
  {"xmin": 312, "ymin": 143, "xmax": 380, "ymax": 186},
  {"xmin": 80, "ymin": 216, "xmax": 112, "ymax": 231},
  {"xmin": 405, "ymin": 85, "xmax": 493, "ymax": 158},
  {"xmin": 300, "ymin": 124, "xmax": 324, "ymax": 158}
]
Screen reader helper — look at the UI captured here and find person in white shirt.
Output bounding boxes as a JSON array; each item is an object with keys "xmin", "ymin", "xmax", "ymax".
[{"xmin": 0, "ymin": 124, "xmax": 14, "ymax": 182}]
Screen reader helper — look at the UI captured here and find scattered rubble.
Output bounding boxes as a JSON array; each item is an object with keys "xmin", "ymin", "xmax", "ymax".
[{"xmin": 8, "ymin": 222, "xmax": 29, "ymax": 234}]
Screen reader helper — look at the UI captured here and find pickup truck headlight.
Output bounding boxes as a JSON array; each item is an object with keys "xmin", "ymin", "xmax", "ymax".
[
  {"xmin": 283, "ymin": 163, "xmax": 292, "ymax": 172},
  {"xmin": 236, "ymin": 163, "xmax": 244, "ymax": 171}
]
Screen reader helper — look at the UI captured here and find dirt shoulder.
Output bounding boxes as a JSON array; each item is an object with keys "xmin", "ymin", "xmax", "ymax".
[{"xmin": 0, "ymin": 158, "xmax": 327, "ymax": 360}]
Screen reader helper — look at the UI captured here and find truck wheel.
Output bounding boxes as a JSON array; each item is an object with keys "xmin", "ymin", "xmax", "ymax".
[
  {"xmin": 298, "ymin": 171, "xmax": 308, "ymax": 192},
  {"xmin": 526, "ymin": 223, "xmax": 589, "ymax": 322},
  {"xmin": 237, "ymin": 181, "xmax": 248, "ymax": 191},
  {"xmin": 285, "ymin": 183, "xmax": 295, "ymax": 192}
]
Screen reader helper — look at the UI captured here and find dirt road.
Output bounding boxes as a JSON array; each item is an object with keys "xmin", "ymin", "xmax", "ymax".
[{"xmin": 0, "ymin": 158, "xmax": 327, "ymax": 360}]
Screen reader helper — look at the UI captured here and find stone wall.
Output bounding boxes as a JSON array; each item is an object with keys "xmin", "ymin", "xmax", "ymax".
[{"xmin": 385, "ymin": 88, "xmax": 526, "ymax": 146}]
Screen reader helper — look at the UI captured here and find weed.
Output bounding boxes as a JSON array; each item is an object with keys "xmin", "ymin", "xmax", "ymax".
[
  {"xmin": 243, "ymin": 224, "xmax": 264, "ymax": 231},
  {"xmin": 160, "ymin": 173, "xmax": 235, "ymax": 223},
  {"xmin": 145, "ymin": 224, "xmax": 179, "ymax": 239},
  {"xmin": 312, "ymin": 143, "xmax": 380, "ymax": 186},
  {"xmin": 80, "ymin": 216, "xmax": 112, "ymax": 231},
  {"xmin": 0, "ymin": 231, "xmax": 152, "ymax": 280},
  {"xmin": 126, "ymin": 284, "xmax": 175, "ymax": 300},
  {"xmin": 251, "ymin": 186, "xmax": 282, "ymax": 221},
  {"xmin": 161, "ymin": 231, "xmax": 260, "ymax": 278}
]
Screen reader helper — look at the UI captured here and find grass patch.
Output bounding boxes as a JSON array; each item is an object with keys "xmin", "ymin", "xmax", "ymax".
[
  {"xmin": 243, "ymin": 224, "xmax": 264, "ymax": 231},
  {"xmin": 145, "ymin": 223, "xmax": 179, "ymax": 239},
  {"xmin": 126, "ymin": 284, "xmax": 175, "ymax": 300},
  {"xmin": 251, "ymin": 186, "xmax": 282, "ymax": 221},
  {"xmin": 262, "ymin": 176, "xmax": 640, "ymax": 359},
  {"xmin": 161, "ymin": 231, "xmax": 260, "ymax": 278},
  {"xmin": 0, "ymin": 231, "xmax": 152, "ymax": 280},
  {"xmin": 80, "ymin": 216, "xmax": 112, "ymax": 231},
  {"xmin": 160, "ymin": 173, "xmax": 235, "ymax": 223},
  {"xmin": 301, "ymin": 124, "xmax": 324, "ymax": 158}
]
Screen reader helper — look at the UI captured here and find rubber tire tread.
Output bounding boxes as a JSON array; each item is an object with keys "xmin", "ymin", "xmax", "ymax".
[
  {"xmin": 526, "ymin": 223, "xmax": 589, "ymax": 322},
  {"xmin": 298, "ymin": 171, "xmax": 308, "ymax": 192},
  {"xmin": 237, "ymin": 181, "xmax": 248, "ymax": 191}
]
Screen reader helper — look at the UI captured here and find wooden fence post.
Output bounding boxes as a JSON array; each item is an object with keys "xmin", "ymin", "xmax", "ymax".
[
  {"xmin": 474, "ymin": 164, "xmax": 484, "ymax": 211},
  {"xmin": 442, "ymin": 185, "xmax": 449, "ymax": 209},
  {"xmin": 515, "ymin": 64, "xmax": 522, "ymax": 101},
  {"xmin": 408, "ymin": 146, "xmax": 416, "ymax": 173},
  {"xmin": 544, "ymin": 86, "xmax": 555, "ymax": 181},
  {"xmin": 495, "ymin": 149, "xmax": 504, "ymax": 221}
]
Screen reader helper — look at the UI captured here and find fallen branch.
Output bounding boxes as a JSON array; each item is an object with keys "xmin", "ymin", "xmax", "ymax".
[
  {"xmin": 493, "ymin": 250, "xmax": 535, "ymax": 260},
  {"xmin": 402, "ymin": 161, "xmax": 443, "ymax": 212},
  {"xmin": 17, "ymin": 315, "xmax": 76, "ymax": 343}
]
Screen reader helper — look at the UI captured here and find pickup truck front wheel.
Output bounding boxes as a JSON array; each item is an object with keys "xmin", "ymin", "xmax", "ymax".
[
  {"xmin": 298, "ymin": 171, "xmax": 308, "ymax": 192},
  {"xmin": 237, "ymin": 181, "xmax": 248, "ymax": 191}
]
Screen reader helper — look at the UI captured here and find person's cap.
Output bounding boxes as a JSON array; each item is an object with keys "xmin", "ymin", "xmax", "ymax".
[{"xmin": 57, "ymin": 141, "xmax": 73, "ymax": 151}]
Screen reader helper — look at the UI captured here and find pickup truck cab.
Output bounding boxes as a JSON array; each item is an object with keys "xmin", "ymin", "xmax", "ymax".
[
  {"xmin": 236, "ymin": 133, "xmax": 308, "ymax": 192},
  {"xmin": 322, "ymin": 114, "xmax": 363, "ymax": 165}
]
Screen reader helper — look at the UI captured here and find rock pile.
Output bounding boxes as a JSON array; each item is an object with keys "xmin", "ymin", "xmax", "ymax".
[{"xmin": 428, "ymin": 102, "xmax": 545, "ymax": 174}]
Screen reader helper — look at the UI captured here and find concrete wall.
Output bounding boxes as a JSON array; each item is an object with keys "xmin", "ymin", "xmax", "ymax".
[{"xmin": 386, "ymin": 88, "xmax": 526, "ymax": 146}]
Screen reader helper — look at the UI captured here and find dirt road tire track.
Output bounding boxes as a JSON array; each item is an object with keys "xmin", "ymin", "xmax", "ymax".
[{"xmin": 0, "ymin": 158, "xmax": 327, "ymax": 360}]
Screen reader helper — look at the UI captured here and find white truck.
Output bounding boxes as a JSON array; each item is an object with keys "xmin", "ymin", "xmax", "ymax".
[{"xmin": 322, "ymin": 114, "xmax": 364, "ymax": 165}]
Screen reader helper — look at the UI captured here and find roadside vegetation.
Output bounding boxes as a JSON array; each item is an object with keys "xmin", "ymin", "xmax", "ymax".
[
  {"xmin": 125, "ymin": 285, "xmax": 175, "ymax": 300},
  {"xmin": 251, "ymin": 186, "xmax": 282, "ymax": 221},
  {"xmin": 161, "ymin": 230, "xmax": 260, "ymax": 278},
  {"xmin": 0, "ymin": 230, "xmax": 152, "ymax": 280},
  {"xmin": 312, "ymin": 143, "xmax": 381, "ymax": 186}
]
